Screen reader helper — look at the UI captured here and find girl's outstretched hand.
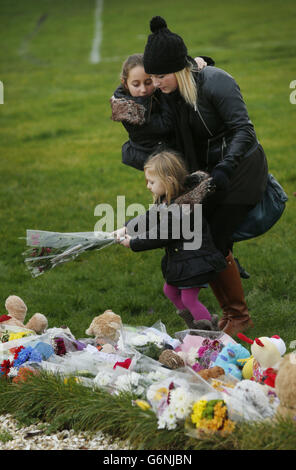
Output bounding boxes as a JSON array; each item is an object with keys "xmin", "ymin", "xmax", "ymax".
[
  {"xmin": 111, "ymin": 226, "xmax": 127, "ymax": 242},
  {"xmin": 120, "ymin": 234, "xmax": 131, "ymax": 248}
]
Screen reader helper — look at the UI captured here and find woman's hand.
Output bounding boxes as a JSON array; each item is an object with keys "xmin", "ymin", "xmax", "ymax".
[{"xmin": 120, "ymin": 234, "xmax": 131, "ymax": 248}]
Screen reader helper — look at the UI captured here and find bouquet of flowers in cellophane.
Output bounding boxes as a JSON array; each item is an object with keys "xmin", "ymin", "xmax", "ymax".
[{"xmin": 23, "ymin": 230, "xmax": 116, "ymax": 277}]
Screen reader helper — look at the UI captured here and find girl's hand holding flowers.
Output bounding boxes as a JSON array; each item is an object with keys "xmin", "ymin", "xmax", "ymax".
[
  {"xmin": 111, "ymin": 227, "xmax": 127, "ymax": 242},
  {"xmin": 120, "ymin": 234, "xmax": 131, "ymax": 248}
]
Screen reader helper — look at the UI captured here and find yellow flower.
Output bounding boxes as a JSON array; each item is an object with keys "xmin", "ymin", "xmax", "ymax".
[
  {"xmin": 222, "ymin": 419, "xmax": 235, "ymax": 434},
  {"xmin": 134, "ymin": 400, "xmax": 151, "ymax": 411},
  {"xmin": 154, "ymin": 387, "xmax": 168, "ymax": 401},
  {"xmin": 214, "ymin": 401, "xmax": 227, "ymax": 419},
  {"xmin": 64, "ymin": 377, "xmax": 81, "ymax": 386},
  {"xmin": 191, "ymin": 400, "xmax": 207, "ymax": 427},
  {"xmin": 198, "ymin": 418, "xmax": 217, "ymax": 432},
  {"xmin": 189, "ymin": 399, "xmax": 235, "ymax": 436},
  {"xmin": 8, "ymin": 331, "xmax": 32, "ymax": 341}
]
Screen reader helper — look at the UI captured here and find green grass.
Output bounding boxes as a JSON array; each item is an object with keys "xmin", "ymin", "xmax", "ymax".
[
  {"xmin": 0, "ymin": 429, "xmax": 13, "ymax": 444},
  {"xmin": 0, "ymin": 0, "xmax": 296, "ymax": 449},
  {"xmin": 0, "ymin": 371, "xmax": 296, "ymax": 450}
]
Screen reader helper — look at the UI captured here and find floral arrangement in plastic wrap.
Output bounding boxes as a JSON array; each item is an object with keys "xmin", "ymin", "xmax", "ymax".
[
  {"xmin": 22, "ymin": 230, "xmax": 117, "ymax": 277},
  {"xmin": 0, "ymin": 344, "xmax": 43, "ymax": 379},
  {"xmin": 0, "ymin": 328, "xmax": 34, "ymax": 344},
  {"xmin": 186, "ymin": 393, "xmax": 235, "ymax": 437},
  {"xmin": 118, "ymin": 321, "xmax": 180, "ymax": 360},
  {"xmin": 51, "ymin": 334, "xmax": 86, "ymax": 356},
  {"xmin": 145, "ymin": 369, "xmax": 212, "ymax": 431},
  {"xmin": 94, "ymin": 354, "xmax": 171, "ymax": 398},
  {"xmin": 176, "ymin": 337, "xmax": 224, "ymax": 372},
  {"xmin": 157, "ymin": 382, "xmax": 195, "ymax": 430},
  {"xmin": 12, "ymin": 367, "xmax": 39, "ymax": 384}
]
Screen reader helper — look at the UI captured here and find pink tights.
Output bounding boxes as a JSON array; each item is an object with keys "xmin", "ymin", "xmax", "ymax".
[{"xmin": 163, "ymin": 282, "xmax": 212, "ymax": 321}]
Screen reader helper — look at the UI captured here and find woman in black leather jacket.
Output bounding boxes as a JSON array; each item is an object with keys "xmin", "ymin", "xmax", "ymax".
[{"xmin": 142, "ymin": 16, "xmax": 269, "ymax": 337}]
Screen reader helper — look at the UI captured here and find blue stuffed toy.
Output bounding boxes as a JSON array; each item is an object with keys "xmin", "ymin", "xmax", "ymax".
[{"xmin": 212, "ymin": 343, "xmax": 250, "ymax": 380}]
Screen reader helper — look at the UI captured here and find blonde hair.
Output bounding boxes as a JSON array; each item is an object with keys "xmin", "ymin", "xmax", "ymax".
[
  {"xmin": 144, "ymin": 150, "xmax": 188, "ymax": 204},
  {"xmin": 120, "ymin": 53, "xmax": 144, "ymax": 86},
  {"xmin": 175, "ymin": 61, "xmax": 198, "ymax": 108}
]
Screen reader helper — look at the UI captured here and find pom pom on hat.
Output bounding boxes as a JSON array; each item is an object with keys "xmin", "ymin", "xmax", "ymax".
[
  {"xmin": 150, "ymin": 16, "xmax": 167, "ymax": 33},
  {"xmin": 143, "ymin": 16, "xmax": 188, "ymax": 74}
]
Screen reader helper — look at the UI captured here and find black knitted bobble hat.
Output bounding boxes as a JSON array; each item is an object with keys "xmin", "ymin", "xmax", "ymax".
[{"xmin": 143, "ymin": 16, "xmax": 188, "ymax": 74}]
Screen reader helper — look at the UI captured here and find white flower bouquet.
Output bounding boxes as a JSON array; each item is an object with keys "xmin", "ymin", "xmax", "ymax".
[
  {"xmin": 118, "ymin": 321, "xmax": 180, "ymax": 359},
  {"xmin": 146, "ymin": 368, "xmax": 214, "ymax": 430}
]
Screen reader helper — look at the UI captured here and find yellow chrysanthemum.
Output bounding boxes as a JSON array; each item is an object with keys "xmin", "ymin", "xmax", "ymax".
[
  {"xmin": 222, "ymin": 419, "xmax": 236, "ymax": 434},
  {"xmin": 214, "ymin": 401, "xmax": 227, "ymax": 419},
  {"xmin": 191, "ymin": 400, "xmax": 207, "ymax": 427}
]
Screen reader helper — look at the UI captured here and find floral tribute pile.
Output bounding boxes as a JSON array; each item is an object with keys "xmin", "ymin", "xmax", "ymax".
[{"xmin": 0, "ymin": 319, "xmax": 280, "ymax": 438}]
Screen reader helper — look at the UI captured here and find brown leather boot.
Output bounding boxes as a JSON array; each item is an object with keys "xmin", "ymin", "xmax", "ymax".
[{"xmin": 210, "ymin": 251, "xmax": 253, "ymax": 337}]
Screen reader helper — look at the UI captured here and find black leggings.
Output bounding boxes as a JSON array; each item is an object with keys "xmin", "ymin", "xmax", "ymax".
[{"xmin": 204, "ymin": 203, "xmax": 254, "ymax": 257}]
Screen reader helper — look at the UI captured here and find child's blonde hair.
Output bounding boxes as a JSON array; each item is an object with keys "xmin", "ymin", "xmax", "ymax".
[
  {"xmin": 120, "ymin": 53, "xmax": 144, "ymax": 86},
  {"xmin": 144, "ymin": 150, "xmax": 188, "ymax": 204},
  {"xmin": 175, "ymin": 60, "xmax": 198, "ymax": 108}
]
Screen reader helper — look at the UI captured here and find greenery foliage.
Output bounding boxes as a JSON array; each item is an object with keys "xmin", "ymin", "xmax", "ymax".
[{"xmin": 0, "ymin": 372, "xmax": 296, "ymax": 450}]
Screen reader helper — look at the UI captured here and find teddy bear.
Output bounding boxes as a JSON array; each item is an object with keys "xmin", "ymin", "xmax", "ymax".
[
  {"xmin": 197, "ymin": 366, "xmax": 225, "ymax": 381},
  {"xmin": 275, "ymin": 353, "xmax": 296, "ymax": 420},
  {"xmin": 1, "ymin": 295, "xmax": 48, "ymax": 334},
  {"xmin": 85, "ymin": 310, "xmax": 122, "ymax": 347}
]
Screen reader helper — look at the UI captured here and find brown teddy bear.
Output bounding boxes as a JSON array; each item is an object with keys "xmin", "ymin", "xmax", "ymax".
[
  {"xmin": 1, "ymin": 295, "xmax": 48, "ymax": 334},
  {"xmin": 85, "ymin": 310, "xmax": 122, "ymax": 346},
  {"xmin": 197, "ymin": 366, "xmax": 225, "ymax": 381},
  {"xmin": 275, "ymin": 353, "xmax": 296, "ymax": 420}
]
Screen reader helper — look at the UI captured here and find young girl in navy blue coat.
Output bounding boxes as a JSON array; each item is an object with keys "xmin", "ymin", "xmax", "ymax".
[{"xmin": 115, "ymin": 150, "xmax": 226, "ymax": 330}]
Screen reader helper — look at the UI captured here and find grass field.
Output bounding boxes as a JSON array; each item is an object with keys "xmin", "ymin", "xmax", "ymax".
[{"xmin": 0, "ymin": 0, "xmax": 296, "ymax": 449}]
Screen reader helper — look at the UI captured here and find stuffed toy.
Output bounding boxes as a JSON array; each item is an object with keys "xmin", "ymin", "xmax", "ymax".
[
  {"xmin": 237, "ymin": 356, "xmax": 255, "ymax": 380},
  {"xmin": 85, "ymin": 310, "xmax": 122, "ymax": 346},
  {"xmin": 197, "ymin": 366, "xmax": 225, "ymax": 381},
  {"xmin": 275, "ymin": 353, "xmax": 296, "ymax": 420},
  {"xmin": 226, "ymin": 379, "xmax": 279, "ymax": 421},
  {"xmin": 237, "ymin": 333, "xmax": 286, "ymax": 387},
  {"xmin": 1, "ymin": 295, "xmax": 48, "ymax": 334},
  {"xmin": 212, "ymin": 343, "xmax": 250, "ymax": 380}
]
